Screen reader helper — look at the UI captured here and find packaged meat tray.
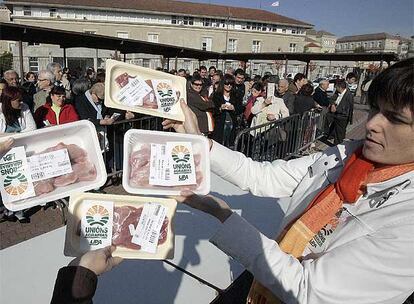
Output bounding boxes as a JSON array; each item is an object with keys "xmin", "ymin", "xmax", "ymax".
[
  {"xmin": 104, "ymin": 59, "xmax": 186, "ymax": 121},
  {"xmin": 0, "ymin": 121, "xmax": 107, "ymax": 211},
  {"xmin": 123, "ymin": 129, "xmax": 210, "ymax": 196},
  {"xmin": 64, "ymin": 192, "xmax": 177, "ymax": 259}
]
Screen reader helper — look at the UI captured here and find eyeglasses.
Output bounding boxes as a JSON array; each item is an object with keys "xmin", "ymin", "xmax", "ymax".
[
  {"xmin": 38, "ymin": 79, "xmax": 48, "ymax": 82},
  {"xmin": 192, "ymin": 82, "xmax": 203, "ymax": 86},
  {"xmin": 224, "ymin": 82, "xmax": 234, "ymax": 86}
]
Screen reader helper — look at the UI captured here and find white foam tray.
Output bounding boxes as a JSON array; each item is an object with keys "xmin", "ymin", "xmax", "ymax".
[
  {"xmin": 1, "ymin": 120, "xmax": 107, "ymax": 211},
  {"xmin": 123, "ymin": 129, "xmax": 210, "ymax": 196}
]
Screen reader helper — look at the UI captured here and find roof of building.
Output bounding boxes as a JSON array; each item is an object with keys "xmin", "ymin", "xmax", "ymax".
[
  {"xmin": 305, "ymin": 42, "xmax": 320, "ymax": 48},
  {"xmin": 4, "ymin": 0, "xmax": 313, "ymax": 27},
  {"xmin": 305, "ymin": 36, "xmax": 319, "ymax": 43},
  {"xmin": 307, "ymin": 29, "xmax": 336, "ymax": 37},
  {"xmin": 337, "ymin": 32, "xmax": 403, "ymax": 43}
]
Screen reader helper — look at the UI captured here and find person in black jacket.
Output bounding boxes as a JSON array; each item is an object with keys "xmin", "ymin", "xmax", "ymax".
[
  {"xmin": 313, "ymin": 79, "xmax": 330, "ymax": 107},
  {"xmin": 325, "ymin": 79, "xmax": 354, "ymax": 144},
  {"xmin": 51, "ymin": 246, "xmax": 123, "ymax": 304},
  {"xmin": 211, "ymin": 74, "xmax": 244, "ymax": 147},
  {"xmin": 187, "ymin": 75, "xmax": 215, "ymax": 135},
  {"xmin": 293, "ymin": 83, "xmax": 317, "ymax": 116}
]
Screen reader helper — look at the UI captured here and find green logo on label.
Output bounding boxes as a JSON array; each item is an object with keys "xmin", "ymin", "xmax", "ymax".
[
  {"xmin": 86, "ymin": 205, "xmax": 109, "ymax": 226},
  {"xmin": 156, "ymin": 82, "xmax": 173, "ymax": 98},
  {"xmin": 4, "ymin": 173, "xmax": 28, "ymax": 196},
  {"xmin": 171, "ymin": 145, "xmax": 190, "ymax": 163}
]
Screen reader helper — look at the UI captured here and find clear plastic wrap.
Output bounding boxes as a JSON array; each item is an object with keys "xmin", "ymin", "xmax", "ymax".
[
  {"xmin": 104, "ymin": 59, "xmax": 186, "ymax": 121},
  {"xmin": 64, "ymin": 192, "xmax": 177, "ymax": 259},
  {"xmin": 0, "ymin": 121, "xmax": 107, "ymax": 211},
  {"xmin": 123, "ymin": 129, "xmax": 210, "ymax": 196}
]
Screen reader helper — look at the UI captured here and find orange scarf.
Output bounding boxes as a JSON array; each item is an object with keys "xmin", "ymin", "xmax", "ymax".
[{"xmin": 247, "ymin": 148, "xmax": 414, "ymax": 304}]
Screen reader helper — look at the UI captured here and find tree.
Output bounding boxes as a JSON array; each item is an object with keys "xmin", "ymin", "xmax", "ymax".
[{"xmin": 0, "ymin": 51, "xmax": 13, "ymax": 75}]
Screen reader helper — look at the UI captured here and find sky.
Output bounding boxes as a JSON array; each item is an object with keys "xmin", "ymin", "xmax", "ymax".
[{"xmin": 183, "ymin": 0, "xmax": 414, "ymax": 38}]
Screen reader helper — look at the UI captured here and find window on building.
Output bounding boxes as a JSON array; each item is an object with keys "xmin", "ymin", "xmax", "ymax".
[
  {"xmin": 261, "ymin": 24, "xmax": 267, "ymax": 31},
  {"xmin": 252, "ymin": 40, "xmax": 261, "ymax": 53},
  {"xmin": 148, "ymin": 33, "xmax": 159, "ymax": 43},
  {"xmin": 378, "ymin": 41, "xmax": 382, "ymax": 48},
  {"xmin": 142, "ymin": 59, "xmax": 150, "ymax": 68},
  {"xmin": 28, "ymin": 42, "xmax": 40, "ymax": 46},
  {"xmin": 363, "ymin": 42, "xmax": 368, "ymax": 48},
  {"xmin": 29, "ymin": 57, "xmax": 39, "ymax": 72},
  {"xmin": 117, "ymin": 31, "xmax": 129, "ymax": 39},
  {"xmin": 203, "ymin": 18, "xmax": 211, "ymax": 26},
  {"xmin": 201, "ymin": 37, "xmax": 212, "ymax": 51},
  {"xmin": 370, "ymin": 41, "xmax": 375, "ymax": 48},
  {"xmin": 171, "ymin": 15, "xmax": 178, "ymax": 24},
  {"xmin": 282, "ymin": 28, "xmax": 286, "ymax": 33},
  {"xmin": 49, "ymin": 8, "xmax": 57, "ymax": 18},
  {"xmin": 292, "ymin": 29, "xmax": 296, "ymax": 34},
  {"xmin": 289, "ymin": 43, "xmax": 297, "ymax": 52},
  {"xmin": 183, "ymin": 16, "xmax": 194, "ymax": 25},
  {"xmin": 228, "ymin": 39, "xmax": 237, "ymax": 53},
  {"xmin": 23, "ymin": 6, "xmax": 31, "ymax": 16}
]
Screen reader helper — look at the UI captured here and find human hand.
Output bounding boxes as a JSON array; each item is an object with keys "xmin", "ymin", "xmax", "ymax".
[
  {"xmin": 0, "ymin": 138, "xmax": 14, "ymax": 159},
  {"xmin": 69, "ymin": 246, "xmax": 123, "ymax": 276},
  {"xmin": 125, "ymin": 111, "xmax": 135, "ymax": 120},
  {"xmin": 175, "ymin": 191, "xmax": 233, "ymax": 223},
  {"xmin": 100, "ymin": 117, "xmax": 114, "ymax": 125},
  {"xmin": 265, "ymin": 97, "xmax": 273, "ymax": 105},
  {"xmin": 267, "ymin": 114, "xmax": 276, "ymax": 121},
  {"xmin": 330, "ymin": 104, "xmax": 337, "ymax": 113},
  {"xmin": 162, "ymin": 100, "xmax": 201, "ymax": 135},
  {"xmin": 226, "ymin": 104, "xmax": 235, "ymax": 111}
]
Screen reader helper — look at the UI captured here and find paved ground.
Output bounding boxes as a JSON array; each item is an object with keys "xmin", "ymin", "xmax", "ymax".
[{"xmin": 0, "ymin": 103, "xmax": 370, "ymax": 250}]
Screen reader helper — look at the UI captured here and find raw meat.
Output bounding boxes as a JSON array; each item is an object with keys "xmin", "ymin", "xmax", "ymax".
[
  {"xmin": 34, "ymin": 179, "xmax": 55, "ymax": 195},
  {"xmin": 112, "ymin": 205, "xmax": 169, "ymax": 250},
  {"xmin": 128, "ymin": 145, "xmax": 203, "ymax": 189},
  {"xmin": 33, "ymin": 143, "xmax": 97, "ymax": 194}
]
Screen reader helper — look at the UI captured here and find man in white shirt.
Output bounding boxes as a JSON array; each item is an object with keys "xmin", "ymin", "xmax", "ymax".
[{"xmin": 162, "ymin": 58, "xmax": 414, "ymax": 304}]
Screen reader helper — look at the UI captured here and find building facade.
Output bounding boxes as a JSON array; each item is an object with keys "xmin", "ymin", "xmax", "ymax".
[
  {"xmin": 336, "ymin": 32, "xmax": 409, "ymax": 58},
  {"xmin": 3, "ymin": 0, "xmax": 313, "ymax": 75},
  {"xmin": 305, "ymin": 29, "xmax": 337, "ymax": 53}
]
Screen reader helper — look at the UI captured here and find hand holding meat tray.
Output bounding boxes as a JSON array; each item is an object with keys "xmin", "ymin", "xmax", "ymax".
[
  {"xmin": 0, "ymin": 121, "xmax": 107, "ymax": 211},
  {"xmin": 65, "ymin": 193, "xmax": 177, "ymax": 259},
  {"xmin": 104, "ymin": 59, "xmax": 186, "ymax": 121}
]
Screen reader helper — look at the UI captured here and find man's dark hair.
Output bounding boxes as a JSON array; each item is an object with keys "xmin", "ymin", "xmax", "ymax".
[
  {"xmin": 253, "ymin": 75, "xmax": 261, "ymax": 82},
  {"xmin": 262, "ymin": 74, "xmax": 270, "ymax": 82},
  {"xmin": 298, "ymin": 82, "xmax": 314, "ymax": 96},
  {"xmin": 234, "ymin": 68, "xmax": 245, "ymax": 77},
  {"xmin": 199, "ymin": 66, "xmax": 207, "ymax": 71},
  {"xmin": 293, "ymin": 73, "xmax": 306, "ymax": 84},
  {"xmin": 191, "ymin": 74, "xmax": 203, "ymax": 84},
  {"xmin": 208, "ymin": 66, "xmax": 216, "ymax": 72},
  {"xmin": 252, "ymin": 82, "xmax": 264, "ymax": 92},
  {"xmin": 178, "ymin": 69, "xmax": 186, "ymax": 74},
  {"xmin": 335, "ymin": 79, "xmax": 347, "ymax": 90},
  {"xmin": 368, "ymin": 58, "xmax": 414, "ymax": 115},
  {"xmin": 346, "ymin": 72, "xmax": 357, "ymax": 80}
]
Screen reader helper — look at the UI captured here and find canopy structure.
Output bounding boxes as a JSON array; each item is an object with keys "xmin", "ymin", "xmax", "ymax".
[{"xmin": 0, "ymin": 22, "xmax": 399, "ymax": 77}]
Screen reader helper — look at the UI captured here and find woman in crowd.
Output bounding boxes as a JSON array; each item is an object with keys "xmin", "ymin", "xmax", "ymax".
[
  {"xmin": 34, "ymin": 85, "xmax": 79, "ymax": 128},
  {"xmin": 21, "ymin": 71, "xmax": 37, "ymax": 100},
  {"xmin": 0, "ymin": 79, "xmax": 7, "ymax": 98},
  {"xmin": 293, "ymin": 82, "xmax": 318, "ymax": 115},
  {"xmin": 207, "ymin": 72, "xmax": 222, "ymax": 98},
  {"xmin": 211, "ymin": 74, "xmax": 243, "ymax": 147},
  {"xmin": 0, "ymin": 86, "xmax": 36, "ymax": 133},
  {"xmin": 187, "ymin": 74, "xmax": 215, "ymax": 136},
  {"xmin": 70, "ymin": 78, "xmax": 91, "ymax": 106}
]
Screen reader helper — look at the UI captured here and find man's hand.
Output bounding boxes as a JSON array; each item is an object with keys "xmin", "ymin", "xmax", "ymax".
[
  {"xmin": 0, "ymin": 138, "xmax": 14, "ymax": 159},
  {"xmin": 100, "ymin": 116, "xmax": 114, "ymax": 126},
  {"xmin": 162, "ymin": 100, "xmax": 201, "ymax": 135},
  {"xmin": 69, "ymin": 246, "xmax": 123, "ymax": 276},
  {"xmin": 265, "ymin": 97, "xmax": 273, "ymax": 105},
  {"xmin": 175, "ymin": 191, "xmax": 233, "ymax": 223},
  {"xmin": 267, "ymin": 114, "xmax": 276, "ymax": 121},
  {"xmin": 330, "ymin": 104, "xmax": 337, "ymax": 113},
  {"xmin": 125, "ymin": 111, "xmax": 135, "ymax": 120}
]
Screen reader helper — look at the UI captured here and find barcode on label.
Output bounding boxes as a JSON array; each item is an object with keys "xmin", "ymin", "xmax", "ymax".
[
  {"xmin": 149, "ymin": 231, "xmax": 158, "ymax": 244},
  {"xmin": 130, "ymin": 79, "xmax": 139, "ymax": 87},
  {"xmin": 161, "ymin": 145, "xmax": 166, "ymax": 155},
  {"xmin": 32, "ymin": 172, "xmax": 45, "ymax": 180},
  {"xmin": 155, "ymin": 205, "xmax": 160, "ymax": 216},
  {"xmin": 165, "ymin": 168, "xmax": 170, "ymax": 180},
  {"xmin": 119, "ymin": 96, "xmax": 127, "ymax": 102}
]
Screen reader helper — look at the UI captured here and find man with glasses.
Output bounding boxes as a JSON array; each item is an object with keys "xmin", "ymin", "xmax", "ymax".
[{"xmin": 33, "ymin": 69, "xmax": 55, "ymax": 111}]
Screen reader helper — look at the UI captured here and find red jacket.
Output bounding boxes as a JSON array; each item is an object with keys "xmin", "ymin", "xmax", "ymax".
[{"xmin": 34, "ymin": 102, "xmax": 79, "ymax": 127}]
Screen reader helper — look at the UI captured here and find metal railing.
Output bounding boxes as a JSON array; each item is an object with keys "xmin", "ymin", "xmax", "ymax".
[{"xmin": 233, "ymin": 109, "xmax": 326, "ymax": 162}]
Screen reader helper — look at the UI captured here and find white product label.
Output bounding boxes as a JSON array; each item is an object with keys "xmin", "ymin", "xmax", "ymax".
[
  {"xmin": 80, "ymin": 200, "xmax": 114, "ymax": 251},
  {"xmin": 27, "ymin": 149, "xmax": 72, "ymax": 182},
  {"xmin": 267, "ymin": 83, "xmax": 275, "ymax": 98},
  {"xmin": 117, "ymin": 77, "xmax": 153, "ymax": 107},
  {"xmin": 149, "ymin": 142, "xmax": 196, "ymax": 186},
  {"xmin": 166, "ymin": 142, "xmax": 196, "ymax": 186},
  {"xmin": 131, "ymin": 203, "xmax": 167, "ymax": 254},
  {"xmin": 0, "ymin": 146, "xmax": 35, "ymax": 203},
  {"xmin": 151, "ymin": 79, "xmax": 177, "ymax": 113}
]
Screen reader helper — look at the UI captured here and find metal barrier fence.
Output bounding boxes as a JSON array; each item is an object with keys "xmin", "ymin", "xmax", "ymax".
[
  {"xmin": 234, "ymin": 109, "xmax": 326, "ymax": 162},
  {"xmin": 101, "ymin": 115, "xmax": 164, "ymax": 179}
]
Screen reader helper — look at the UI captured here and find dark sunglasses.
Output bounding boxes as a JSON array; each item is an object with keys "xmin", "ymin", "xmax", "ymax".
[
  {"xmin": 224, "ymin": 81, "xmax": 234, "ymax": 86},
  {"xmin": 192, "ymin": 82, "xmax": 203, "ymax": 86}
]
